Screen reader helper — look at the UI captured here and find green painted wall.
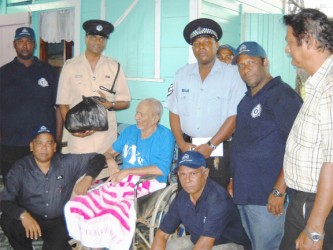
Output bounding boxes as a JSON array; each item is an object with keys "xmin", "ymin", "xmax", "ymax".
[{"xmin": 1, "ymin": 0, "xmax": 293, "ymax": 127}]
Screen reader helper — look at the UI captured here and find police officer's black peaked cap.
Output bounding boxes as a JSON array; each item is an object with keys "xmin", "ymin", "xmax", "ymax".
[
  {"xmin": 183, "ymin": 18, "xmax": 222, "ymax": 45},
  {"xmin": 83, "ymin": 19, "xmax": 114, "ymax": 39}
]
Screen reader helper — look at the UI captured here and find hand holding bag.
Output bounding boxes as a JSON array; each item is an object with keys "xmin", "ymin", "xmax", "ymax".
[{"xmin": 65, "ymin": 96, "xmax": 108, "ymax": 133}]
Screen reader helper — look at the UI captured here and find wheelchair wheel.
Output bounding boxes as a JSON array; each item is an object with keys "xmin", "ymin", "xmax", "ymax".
[{"xmin": 149, "ymin": 182, "xmax": 178, "ymax": 244}]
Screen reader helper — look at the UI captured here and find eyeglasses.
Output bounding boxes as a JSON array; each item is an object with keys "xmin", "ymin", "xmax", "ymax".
[
  {"xmin": 34, "ymin": 140, "xmax": 55, "ymax": 148},
  {"xmin": 177, "ymin": 169, "xmax": 205, "ymax": 180},
  {"xmin": 192, "ymin": 39, "xmax": 214, "ymax": 48}
]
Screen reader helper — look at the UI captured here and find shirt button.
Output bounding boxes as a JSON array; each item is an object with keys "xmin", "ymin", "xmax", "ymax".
[
  {"xmin": 46, "ymin": 203, "xmax": 49, "ymax": 206},
  {"xmin": 45, "ymin": 190, "xmax": 48, "ymax": 193},
  {"xmin": 44, "ymin": 215, "xmax": 48, "ymax": 218}
]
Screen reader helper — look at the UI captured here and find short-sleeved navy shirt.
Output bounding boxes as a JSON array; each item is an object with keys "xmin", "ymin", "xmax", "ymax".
[
  {"xmin": 0, "ymin": 57, "xmax": 59, "ymax": 146},
  {"xmin": 159, "ymin": 178, "xmax": 250, "ymax": 246},
  {"xmin": 231, "ymin": 76, "xmax": 302, "ymax": 205}
]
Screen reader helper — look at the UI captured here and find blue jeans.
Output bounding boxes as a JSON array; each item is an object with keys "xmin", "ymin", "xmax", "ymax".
[{"xmin": 237, "ymin": 204, "xmax": 286, "ymax": 250}]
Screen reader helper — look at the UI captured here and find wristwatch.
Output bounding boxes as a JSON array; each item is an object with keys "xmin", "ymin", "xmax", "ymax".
[
  {"xmin": 304, "ymin": 227, "xmax": 325, "ymax": 242},
  {"xmin": 108, "ymin": 102, "xmax": 116, "ymax": 111},
  {"xmin": 272, "ymin": 187, "xmax": 285, "ymax": 197},
  {"xmin": 207, "ymin": 140, "xmax": 217, "ymax": 150}
]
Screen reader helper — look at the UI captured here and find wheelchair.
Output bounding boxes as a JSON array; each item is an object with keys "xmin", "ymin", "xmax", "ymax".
[
  {"xmin": 69, "ymin": 170, "xmax": 178, "ymax": 250},
  {"xmin": 132, "ymin": 175, "xmax": 178, "ymax": 250}
]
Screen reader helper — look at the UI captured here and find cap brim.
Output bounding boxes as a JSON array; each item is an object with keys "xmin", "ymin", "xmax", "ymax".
[
  {"xmin": 15, "ymin": 35, "xmax": 35, "ymax": 41},
  {"xmin": 232, "ymin": 51, "xmax": 264, "ymax": 65}
]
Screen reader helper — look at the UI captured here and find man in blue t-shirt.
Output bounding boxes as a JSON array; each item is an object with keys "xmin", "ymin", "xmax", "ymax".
[
  {"xmin": 104, "ymin": 98, "xmax": 175, "ymax": 183},
  {"xmin": 151, "ymin": 151, "xmax": 251, "ymax": 250},
  {"xmin": 230, "ymin": 41, "xmax": 303, "ymax": 250}
]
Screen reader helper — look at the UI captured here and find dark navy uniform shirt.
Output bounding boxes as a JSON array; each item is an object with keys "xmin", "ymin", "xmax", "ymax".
[
  {"xmin": 159, "ymin": 178, "xmax": 250, "ymax": 246},
  {"xmin": 0, "ymin": 57, "xmax": 59, "ymax": 146},
  {"xmin": 0, "ymin": 153, "xmax": 104, "ymax": 220},
  {"xmin": 231, "ymin": 76, "xmax": 302, "ymax": 205}
]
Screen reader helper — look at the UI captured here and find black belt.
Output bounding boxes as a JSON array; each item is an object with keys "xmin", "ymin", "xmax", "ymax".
[{"xmin": 182, "ymin": 133, "xmax": 232, "ymax": 144}]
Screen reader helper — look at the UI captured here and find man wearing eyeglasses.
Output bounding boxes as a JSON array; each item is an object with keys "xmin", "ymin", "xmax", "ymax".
[
  {"xmin": 56, "ymin": 19, "xmax": 131, "ymax": 154},
  {"xmin": 230, "ymin": 41, "xmax": 302, "ymax": 249},
  {"xmin": 166, "ymin": 18, "xmax": 246, "ymax": 189},
  {"xmin": 151, "ymin": 151, "xmax": 251, "ymax": 250}
]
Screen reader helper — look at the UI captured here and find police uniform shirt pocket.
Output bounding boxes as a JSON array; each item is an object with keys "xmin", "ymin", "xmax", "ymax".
[
  {"xmin": 206, "ymin": 94, "xmax": 224, "ymax": 117},
  {"xmin": 178, "ymin": 89, "xmax": 192, "ymax": 116}
]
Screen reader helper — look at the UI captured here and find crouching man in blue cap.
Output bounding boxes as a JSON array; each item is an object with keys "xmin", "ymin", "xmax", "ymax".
[
  {"xmin": 151, "ymin": 151, "xmax": 251, "ymax": 250},
  {"xmin": 0, "ymin": 125, "xmax": 107, "ymax": 249}
]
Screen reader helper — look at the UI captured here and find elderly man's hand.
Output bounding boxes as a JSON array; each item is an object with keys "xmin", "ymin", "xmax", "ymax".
[
  {"xmin": 20, "ymin": 211, "xmax": 42, "ymax": 240},
  {"xmin": 106, "ymin": 158, "xmax": 120, "ymax": 175},
  {"xmin": 107, "ymin": 169, "xmax": 129, "ymax": 183},
  {"xmin": 74, "ymin": 176, "xmax": 93, "ymax": 195}
]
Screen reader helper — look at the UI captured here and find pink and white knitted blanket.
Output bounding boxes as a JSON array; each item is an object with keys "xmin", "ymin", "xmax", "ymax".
[{"xmin": 64, "ymin": 175, "xmax": 165, "ymax": 249}]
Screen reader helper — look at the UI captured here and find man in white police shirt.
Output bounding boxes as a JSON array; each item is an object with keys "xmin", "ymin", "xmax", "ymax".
[{"xmin": 166, "ymin": 18, "xmax": 246, "ymax": 189}]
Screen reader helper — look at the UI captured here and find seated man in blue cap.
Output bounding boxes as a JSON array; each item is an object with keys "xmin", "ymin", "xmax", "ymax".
[
  {"xmin": 0, "ymin": 125, "xmax": 107, "ymax": 249},
  {"xmin": 151, "ymin": 151, "xmax": 251, "ymax": 250},
  {"xmin": 217, "ymin": 44, "xmax": 236, "ymax": 64}
]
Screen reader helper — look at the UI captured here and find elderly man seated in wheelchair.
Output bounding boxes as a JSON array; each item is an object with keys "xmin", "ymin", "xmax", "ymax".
[
  {"xmin": 64, "ymin": 98, "xmax": 175, "ymax": 249},
  {"xmin": 151, "ymin": 151, "xmax": 252, "ymax": 250}
]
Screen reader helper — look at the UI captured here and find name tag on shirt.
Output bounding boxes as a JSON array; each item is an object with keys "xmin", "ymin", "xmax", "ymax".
[{"xmin": 192, "ymin": 137, "xmax": 223, "ymax": 157}]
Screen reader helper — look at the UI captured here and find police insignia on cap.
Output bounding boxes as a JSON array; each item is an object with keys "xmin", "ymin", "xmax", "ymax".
[
  {"xmin": 183, "ymin": 18, "xmax": 222, "ymax": 45},
  {"xmin": 96, "ymin": 25, "xmax": 103, "ymax": 31}
]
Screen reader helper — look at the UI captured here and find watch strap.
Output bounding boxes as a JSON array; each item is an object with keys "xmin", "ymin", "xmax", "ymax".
[
  {"xmin": 272, "ymin": 187, "xmax": 285, "ymax": 197},
  {"xmin": 207, "ymin": 140, "xmax": 217, "ymax": 150},
  {"xmin": 304, "ymin": 227, "xmax": 325, "ymax": 242}
]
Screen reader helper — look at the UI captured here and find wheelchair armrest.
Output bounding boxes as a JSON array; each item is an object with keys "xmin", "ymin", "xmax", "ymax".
[
  {"xmin": 137, "ymin": 175, "xmax": 159, "ymax": 183},
  {"xmin": 133, "ymin": 175, "xmax": 159, "ymax": 211}
]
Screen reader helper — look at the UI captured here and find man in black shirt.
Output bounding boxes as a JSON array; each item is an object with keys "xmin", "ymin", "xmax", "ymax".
[{"xmin": 0, "ymin": 125, "xmax": 106, "ymax": 249}]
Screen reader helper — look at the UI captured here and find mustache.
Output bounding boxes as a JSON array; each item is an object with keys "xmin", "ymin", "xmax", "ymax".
[{"xmin": 17, "ymin": 53, "xmax": 34, "ymax": 60}]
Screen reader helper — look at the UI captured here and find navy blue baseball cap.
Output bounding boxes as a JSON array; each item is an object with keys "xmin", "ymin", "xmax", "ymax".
[
  {"xmin": 14, "ymin": 27, "xmax": 35, "ymax": 41},
  {"xmin": 232, "ymin": 41, "xmax": 266, "ymax": 65},
  {"xmin": 83, "ymin": 19, "xmax": 114, "ymax": 38},
  {"xmin": 173, "ymin": 151, "xmax": 206, "ymax": 173},
  {"xmin": 32, "ymin": 125, "xmax": 55, "ymax": 141},
  {"xmin": 217, "ymin": 44, "xmax": 236, "ymax": 55},
  {"xmin": 183, "ymin": 18, "xmax": 222, "ymax": 45}
]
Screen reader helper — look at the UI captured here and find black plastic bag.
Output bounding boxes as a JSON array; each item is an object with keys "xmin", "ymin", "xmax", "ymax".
[{"xmin": 65, "ymin": 96, "xmax": 108, "ymax": 133}]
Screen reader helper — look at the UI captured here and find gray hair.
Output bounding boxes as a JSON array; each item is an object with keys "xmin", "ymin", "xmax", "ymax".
[
  {"xmin": 283, "ymin": 8, "xmax": 333, "ymax": 53},
  {"xmin": 139, "ymin": 98, "xmax": 163, "ymax": 118}
]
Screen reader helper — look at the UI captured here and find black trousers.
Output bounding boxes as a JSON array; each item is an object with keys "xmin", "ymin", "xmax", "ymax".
[
  {"xmin": 181, "ymin": 134, "xmax": 231, "ymax": 189},
  {"xmin": 0, "ymin": 144, "xmax": 31, "ymax": 181},
  {"xmin": 279, "ymin": 189, "xmax": 333, "ymax": 250},
  {"xmin": 0, "ymin": 212, "xmax": 72, "ymax": 250}
]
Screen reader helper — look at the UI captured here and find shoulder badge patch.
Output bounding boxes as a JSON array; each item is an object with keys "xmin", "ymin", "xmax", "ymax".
[
  {"xmin": 38, "ymin": 78, "xmax": 49, "ymax": 87},
  {"xmin": 251, "ymin": 104, "xmax": 262, "ymax": 118},
  {"xmin": 167, "ymin": 83, "xmax": 174, "ymax": 97}
]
